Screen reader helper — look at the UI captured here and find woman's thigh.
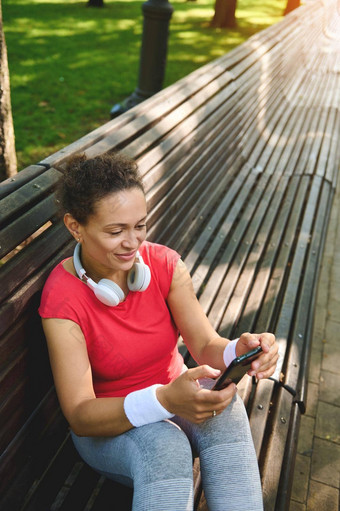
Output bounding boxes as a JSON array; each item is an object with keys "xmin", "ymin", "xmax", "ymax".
[
  {"xmin": 172, "ymin": 391, "xmax": 254, "ymax": 452},
  {"xmin": 71, "ymin": 419, "xmax": 194, "ymax": 487},
  {"xmin": 72, "ymin": 420, "xmax": 195, "ymax": 510},
  {"xmin": 172, "ymin": 392, "xmax": 263, "ymax": 511}
]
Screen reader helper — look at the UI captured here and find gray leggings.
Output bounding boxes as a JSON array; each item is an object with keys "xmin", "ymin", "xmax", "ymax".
[{"xmin": 71, "ymin": 393, "xmax": 263, "ymax": 511}]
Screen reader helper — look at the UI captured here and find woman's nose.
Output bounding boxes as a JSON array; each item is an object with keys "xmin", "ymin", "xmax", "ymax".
[{"xmin": 122, "ymin": 230, "xmax": 139, "ymax": 248}]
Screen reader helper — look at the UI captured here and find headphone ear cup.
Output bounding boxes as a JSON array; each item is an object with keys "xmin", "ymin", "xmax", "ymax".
[
  {"xmin": 94, "ymin": 279, "xmax": 125, "ymax": 307},
  {"xmin": 128, "ymin": 263, "xmax": 151, "ymax": 292}
]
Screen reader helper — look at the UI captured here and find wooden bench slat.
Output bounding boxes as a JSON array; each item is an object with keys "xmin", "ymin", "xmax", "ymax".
[
  {"xmin": 147, "ymin": 133, "xmax": 245, "ymax": 249},
  {"xmin": 0, "ymin": 317, "xmax": 54, "ymax": 452},
  {"xmin": 315, "ymin": 107, "xmax": 338, "ymax": 180},
  {"xmin": 43, "ymin": 462, "xmax": 100, "ymax": 511},
  {"xmin": 259, "ymin": 386, "xmax": 294, "ymax": 511},
  {"xmin": 0, "ymin": 168, "xmax": 61, "ymax": 228},
  {"xmin": 271, "ymin": 176, "xmax": 323, "ymax": 383},
  {"xmin": 144, "ymin": 101, "xmax": 247, "ymax": 235},
  {"xmin": 0, "ymin": 223, "xmax": 71, "ymax": 307},
  {"xmin": 215, "ymin": 173, "xmax": 311, "ymax": 340},
  {"xmin": 0, "ymin": 165, "xmax": 49, "ymax": 200},
  {"xmin": 235, "ymin": 175, "xmax": 300, "ymax": 334},
  {"xmin": 0, "ymin": 344, "xmax": 28, "ymax": 407},
  {"xmin": 198, "ymin": 194, "xmax": 270, "ymax": 325},
  {"xmin": 161, "ymin": 153, "xmax": 247, "ymax": 257},
  {"xmin": 123, "ymin": 76, "xmax": 237, "ymax": 161},
  {"xmin": 217, "ymin": 175, "xmax": 291, "ymax": 326},
  {"xmin": 185, "ymin": 162, "xmax": 253, "ymax": 276},
  {"xmin": 140, "ymin": 83, "xmax": 242, "ymax": 200},
  {"xmin": 0, "ymin": 391, "xmax": 67, "ymax": 504},
  {"xmin": 273, "ymin": 402, "xmax": 301, "ymax": 511},
  {"xmin": 137, "ymin": 84, "xmax": 245, "ymax": 188},
  {"xmin": 243, "ymin": 180, "xmax": 333, "ymax": 474},
  {"xmin": 0, "ymin": 195, "xmax": 57, "ymax": 260},
  {"xmin": 0, "ymin": 380, "xmax": 28, "ymax": 454},
  {"xmin": 248, "ymin": 379, "xmax": 276, "ymax": 459},
  {"xmin": 234, "ymin": 153, "xmax": 335, "ymax": 344},
  {"xmin": 187, "ymin": 164, "xmax": 256, "ymax": 290},
  {"xmin": 0, "ymin": 239, "xmax": 74, "ymax": 339},
  {"xmin": 253, "ymin": 176, "xmax": 309, "ymax": 336},
  {"xmin": 324, "ymin": 109, "xmax": 340, "ymax": 186},
  {"xmin": 199, "ymin": 170, "xmax": 294, "ymax": 328},
  {"xmin": 284, "ymin": 178, "xmax": 333, "ymax": 400}
]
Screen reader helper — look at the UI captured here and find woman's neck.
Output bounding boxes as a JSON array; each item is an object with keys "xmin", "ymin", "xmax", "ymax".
[{"xmin": 65, "ymin": 252, "xmax": 130, "ymax": 295}]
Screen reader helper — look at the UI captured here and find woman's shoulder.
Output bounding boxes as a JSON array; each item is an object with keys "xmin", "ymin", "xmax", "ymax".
[
  {"xmin": 140, "ymin": 241, "xmax": 180, "ymax": 265},
  {"xmin": 140, "ymin": 241, "xmax": 181, "ymax": 297},
  {"xmin": 44, "ymin": 258, "xmax": 77, "ymax": 289},
  {"xmin": 39, "ymin": 258, "xmax": 84, "ymax": 320}
]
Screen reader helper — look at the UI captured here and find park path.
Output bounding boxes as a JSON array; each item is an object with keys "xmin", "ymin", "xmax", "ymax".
[{"xmin": 289, "ymin": 165, "xmax": 340, "ymax": 509}]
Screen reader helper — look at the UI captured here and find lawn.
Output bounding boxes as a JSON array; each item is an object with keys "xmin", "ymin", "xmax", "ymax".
[{"xmin": 2, "ymin": 0, "xmax": 286, "ymax": 170}]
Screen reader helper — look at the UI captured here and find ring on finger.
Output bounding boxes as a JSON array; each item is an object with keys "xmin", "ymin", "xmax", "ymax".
[{"xmin": 212, "ymin": 410, "xmax": 217, "ymax": 417}]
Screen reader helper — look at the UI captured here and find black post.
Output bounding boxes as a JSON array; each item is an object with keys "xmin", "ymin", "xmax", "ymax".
[{"xmin": 110, "ymin": 0, "xmax": 173, "ymax": 118}]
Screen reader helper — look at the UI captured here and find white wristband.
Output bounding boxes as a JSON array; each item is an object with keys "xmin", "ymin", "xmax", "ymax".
[
  {"xmin": 124, "ymin": 384, "xmax": 174, "ymax": 427},
  {"xmin": 223, "ymin": 338, "xmax": 239, "ymax": 367}
]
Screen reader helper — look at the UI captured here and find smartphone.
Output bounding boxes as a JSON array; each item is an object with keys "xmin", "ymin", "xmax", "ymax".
[{"xmin": 212, "ymin": 345, "xmax": 263, "ymax": 390}]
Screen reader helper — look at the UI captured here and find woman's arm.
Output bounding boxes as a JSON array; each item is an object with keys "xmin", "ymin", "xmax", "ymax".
[
  {"xmin": 166, "ymin": 259, "xmax": 230, "ymax": 368},
  {"xmin": 166, "ymin": 259, "xmax": 278, "ymax": 378},
  {"xmin": 42, "ymin": 317, "xmax": 133, "ymax": 437}
]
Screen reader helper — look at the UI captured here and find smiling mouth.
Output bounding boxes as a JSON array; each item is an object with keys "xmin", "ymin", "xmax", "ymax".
[{"xmin": 115, "ymin": 251, "xmax": 136, "ymax": 260}]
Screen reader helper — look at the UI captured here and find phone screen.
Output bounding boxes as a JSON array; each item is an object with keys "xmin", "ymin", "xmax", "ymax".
[{"xmin": 212, "ymin": 346, "xmax": 262, "ymax": 390}]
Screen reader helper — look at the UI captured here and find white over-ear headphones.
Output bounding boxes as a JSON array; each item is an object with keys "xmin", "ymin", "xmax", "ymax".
[{"xmin": 73, "ymin": 243, "xmax": 151, "ymax": 306}]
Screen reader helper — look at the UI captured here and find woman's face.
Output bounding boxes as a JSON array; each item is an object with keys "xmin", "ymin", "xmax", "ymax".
[{"xmin": 77, "ymin": 188, "xmax": 147, "ymax": 276}]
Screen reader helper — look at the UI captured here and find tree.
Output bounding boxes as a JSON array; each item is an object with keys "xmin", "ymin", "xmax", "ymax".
[
  {"xmin": 0, "ymin": 0, "xmax": 17, "ymax": 181},
  {"xmin": 284, "ymin": 0, "xmax": 301, "ymax": 15},
  {"xmin": 211, "ymin": 0, "xmax": 237, "ymax": 29}
]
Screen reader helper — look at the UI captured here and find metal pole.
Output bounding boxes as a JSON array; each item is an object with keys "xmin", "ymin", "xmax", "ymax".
[{"xmin": 110, "ymin": 0, "xmax": 173, "ymax": 118}]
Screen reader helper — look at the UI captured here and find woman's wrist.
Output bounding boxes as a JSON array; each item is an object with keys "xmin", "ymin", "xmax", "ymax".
[
  {"xmin": 155, "ymin": 383, "xmax": 174, "ymax": 415},
  {"xmin": 123, "ymin": 384, "xmax": 174, "ymax": 427},
  {"xmin": 223, "ymin": 338, "xmax": 239, "ymax": 367}
]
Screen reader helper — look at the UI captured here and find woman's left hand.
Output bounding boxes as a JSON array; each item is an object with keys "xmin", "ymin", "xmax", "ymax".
[{"xmin": 236, "ymin": 332, "xmax": 279, "ymax": 380}]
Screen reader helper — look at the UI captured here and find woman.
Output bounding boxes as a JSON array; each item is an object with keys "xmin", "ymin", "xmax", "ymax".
[{"xmin": 39, "ymin": 152, "xmax": 278, "ymax": 511}]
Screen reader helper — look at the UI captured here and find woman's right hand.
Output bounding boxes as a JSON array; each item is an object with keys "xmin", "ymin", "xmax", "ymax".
[{"xmin": 156, "ymin": 365, "xmax": 237, "ymax": 424}]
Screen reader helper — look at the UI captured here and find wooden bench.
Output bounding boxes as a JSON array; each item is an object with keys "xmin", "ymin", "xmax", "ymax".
[{"xmin": 1, "ymin": 0, "xmax": 339, "ymax": 509}]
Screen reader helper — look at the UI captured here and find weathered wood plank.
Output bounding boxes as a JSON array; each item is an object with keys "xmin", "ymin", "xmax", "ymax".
[
  {"xmin": 0, "ymin": 223, "xmax": 71, "ymax": 306},
  {"xmin": 0, "ymin": 168, "xmax": 61, "ymax": 227},
  {"xmin": 0, "ymin": 165, "xmax": 49, "ymax": 200}
]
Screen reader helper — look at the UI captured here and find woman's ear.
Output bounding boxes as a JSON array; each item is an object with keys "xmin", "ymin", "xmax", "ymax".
[{"xmin": 64, "ymin": 213, "xmax": 82, "ymax": 242}]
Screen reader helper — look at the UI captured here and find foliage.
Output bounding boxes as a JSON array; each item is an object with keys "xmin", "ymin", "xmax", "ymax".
[{"xmin": 2, "ymin": 0, "xmax": 285, "ymax": 170}]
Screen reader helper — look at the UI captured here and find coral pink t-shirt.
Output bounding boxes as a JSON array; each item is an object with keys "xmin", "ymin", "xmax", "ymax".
[{"xmin": 39, "ymin": 241, "xmax": 184, "ymax": 397}]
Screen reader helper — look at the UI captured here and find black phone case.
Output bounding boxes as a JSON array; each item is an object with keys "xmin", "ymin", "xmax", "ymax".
[{"xmin": 212, "ymin": 346, "xmax": 263, "ymax": 390}]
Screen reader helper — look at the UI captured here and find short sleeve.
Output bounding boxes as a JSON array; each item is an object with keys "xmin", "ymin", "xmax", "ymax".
[
  {"xmin": 140, "ymin": 242, "xmax": 181, "ymax": 298},
  {"xmin": 38, "ymin": 262, "xmax": 83, "ymax": 326}
]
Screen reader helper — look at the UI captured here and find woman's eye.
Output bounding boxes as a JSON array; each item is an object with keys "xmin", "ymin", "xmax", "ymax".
[
  {"xmin": 136, "ymin": 224, "xmax": 147, "ymax": 230},
  {"xmin": 110, "ymin": 231, "xmax": 122, "ymax": 236}
]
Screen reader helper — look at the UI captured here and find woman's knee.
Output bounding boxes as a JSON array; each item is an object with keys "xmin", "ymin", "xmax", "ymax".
[
  {"xmin": 131, "ymin": 422, "xmax": 194, "ymax": 511},
  {"xmin": 131, "ymin": 420, "xmax": 194, "ymax": 483}
]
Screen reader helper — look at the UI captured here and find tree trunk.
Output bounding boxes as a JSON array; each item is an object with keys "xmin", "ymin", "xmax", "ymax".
[
  {"xmin": 0, "ymin": 0, "xmax": 17, "ymax": 181},
  {"xmin": 284, "ymin": 0, "xmax": 301, "ymax": 15},
  {"xmin": 211, "ymin": 0, "xmax": 237, "ymax": 28},
  {"xmin": 87, "ymin": 0, "xmax": 104, "ymax": 7}
]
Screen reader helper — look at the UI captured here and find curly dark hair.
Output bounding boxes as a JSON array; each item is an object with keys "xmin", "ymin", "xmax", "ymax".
[{"xmin": 56, "ymin": 152, "xmax": 145, "ymax": 224}]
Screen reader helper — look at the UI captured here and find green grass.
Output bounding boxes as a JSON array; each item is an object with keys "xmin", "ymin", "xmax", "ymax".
[{"xmin": 2, "ymin": 0, "xmax": 286, "ymax": 170}]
